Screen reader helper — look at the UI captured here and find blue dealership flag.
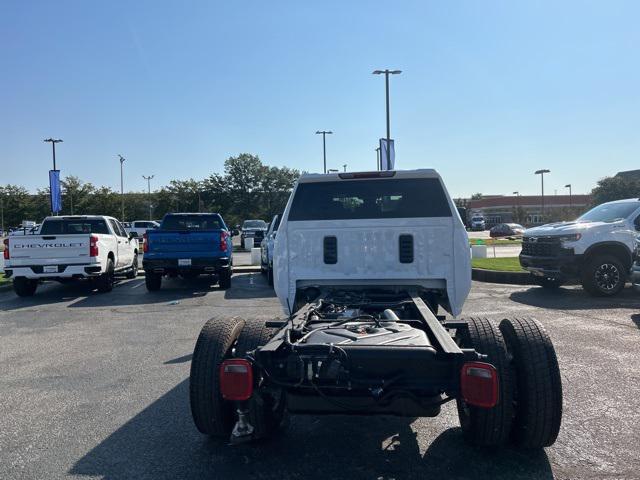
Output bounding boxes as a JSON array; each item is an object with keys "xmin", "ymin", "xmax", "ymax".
[
  {"xmin": 49, "ymin": 169, "xmax": 62, "ymax": 213},
  {"xmin": 379, "ymin": 138, "xmax": 395, "ymax": 170}
]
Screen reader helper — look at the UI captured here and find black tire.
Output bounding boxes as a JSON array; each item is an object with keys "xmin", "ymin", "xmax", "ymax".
[
  {"xmin": 219, "ymin": 269, "xmax": 232, "ymax": 290},
  {"xmin": 499, "ymin": 317, "xmax": 562, "ymax": 448},
  {"xmin": 13, "ymin": 277, "xmax": 38, "ymax": 297},
  {"xmin": 126, "ymin": 253, "xmax": 138, "ymax": 279},
  {"xmin": 145, "ymin": 272, "xmax": 162, "ymax": 291},
  {"xmin": 581, "ymin": 254, "xmax": 627, "ymax": 296},
  {"xmin": 267, "ymin": 264, "xmax": 274, "ymax": 287},
  {"xmin": 190, "ymin": 317, "xmax": 246, "ymax": 437},
  {"xmin": 532, "ymin": 275, "xmax": 563, "ymax": 289},
  {"xmin": 456, "ymin": 317, "xmax": 514, "ymax": 447},
  {"xmin": 96, "ymin": 258, "xmax": 114, "ymax": 293},
  {"xmin": 235, "ymin": 319, "xmax": 285, "ymax": 440}
]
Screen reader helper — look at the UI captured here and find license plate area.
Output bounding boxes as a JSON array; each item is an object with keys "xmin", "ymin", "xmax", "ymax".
[
  {"xmin": 43, "ymin": 265, "xmax": 58, "ymax": 273},
  {"xmin": 178, "ymin": 259, "xmax": 192, "ymax": 267}
]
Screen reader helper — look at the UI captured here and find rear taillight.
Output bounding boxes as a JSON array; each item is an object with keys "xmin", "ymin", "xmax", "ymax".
[
  {"xmin": 460, "ymin": 362, "xmax": 499, "ymax": 408},
  {"xmin": 219, "ymin": 359, "xmax": 253, "ymax": 401},
  {"xmin": 220, "ymin": 230, "xmax": 229, "ymax": 252},
  {"xmin": 143, "ymin": 233, "xmax": 149, "ymax": 253},
  {"xmin": 3, "ymin": 238, "xmax": 9, "ymax": 260},
  {"xmin": 89, "ymin": 235, "xmax": 99, "ymax": 257}
]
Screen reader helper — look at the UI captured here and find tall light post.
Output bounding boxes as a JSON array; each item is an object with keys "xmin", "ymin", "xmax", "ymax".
[
  {"xmin": 0, "ymin": 191, "xmax": 4, "ymax": 236},
  {"xmin": 535, "ymin": 169, "xmax": 550, "ymax": 221},
  {"xmin": 512, "ymin": 191, "xmax": 520, "ymax": 223},
  {"xmin": 43, "ymin": 138, "xmax": 63, "ymax": 170},
  {"xmin": 315, "ymin": 131, "xmax": 332, "ymax": 174},
  {"xmin": 142, "ymin": 175, "xmax": 154, "ymax": 220},
  {"xmin": 343, "ymin": 164, "xmax": 347, "ymax": 172},
  {"xmin": 372, "ymin": 69, "xmax": 401, "ymax": 169},
  {"xmin": 565, "ymin": 184, "xmax": 572, "ymax": 208},
  {"xmin": 118, "ymin": 155, "xmax": 126, "ymax": 221},
  {"xmin": 375, "ymin": 147, "xmax": 381, "ymax": 170}
]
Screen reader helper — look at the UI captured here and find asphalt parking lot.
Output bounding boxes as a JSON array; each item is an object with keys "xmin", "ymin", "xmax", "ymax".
[{"xmin": 1, "ymin": 274, "xmax": 639, "ymax": 480}]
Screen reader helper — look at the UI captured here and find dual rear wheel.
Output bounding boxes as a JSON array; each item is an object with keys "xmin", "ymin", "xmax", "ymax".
[{"xmin": 456, "ymin": 317, "xmax": 562, "ymax": 448}]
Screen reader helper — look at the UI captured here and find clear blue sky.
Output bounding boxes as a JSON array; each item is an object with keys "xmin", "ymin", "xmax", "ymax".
[{"xmin": 1, "ymin": 0, "xmax": 638, "ymax": 198}]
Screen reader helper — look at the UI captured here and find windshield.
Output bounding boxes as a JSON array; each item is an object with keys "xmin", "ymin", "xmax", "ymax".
[
  {"xmin": 243, "ymin": 220, "xmax": 267, "ymax": 229},
  {"xmin": 161, "ymin": 215, "xmax": 223, "ymax": 230},
  {"xmin": 577, "ymin": 202, "xmax": 639, "ymax": 223},
  {"xmin": 40, "ymin": 219, "xmax": 109, "ymax": 235}
]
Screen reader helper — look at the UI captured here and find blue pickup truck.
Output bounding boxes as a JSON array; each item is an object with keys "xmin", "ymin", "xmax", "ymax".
[{"xmin": 142, "ymin": 213, "xmax": 234, "ymax": 291}]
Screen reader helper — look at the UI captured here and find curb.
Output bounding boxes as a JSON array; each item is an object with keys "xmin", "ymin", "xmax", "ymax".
[
  {"xmin": 0, "ymin": 283, "xmax": 12, "ymax": 293},
  {"xmin": 472, "ymin": 268, "xmax": 533, "ymax": 285}
]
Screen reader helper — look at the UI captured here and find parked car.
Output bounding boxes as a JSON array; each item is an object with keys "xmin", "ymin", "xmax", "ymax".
[
  {"xmin": 631, "ymin": 237, "xmax": 640, "ymax": 291},
  {"xmin": 489, "ymin": 223, "xmax": 525, "ymax": 238},
  {"xmin": 3, "ymin": 215, "xmax": 139, "ymax": 296},
  {"xmin": 470, "ymin": 215, "xmax": 485, "ymax": 231},
  {"xmin": 142, "ymin": 213, "xmax": 233, "ymax": 291},
  {"xmin": 124, "ymin": 220, "xmax": 160, "ymax": 239},
  {"xmin": 240, "ymin": 219, "xmax": 268, "ymax": 248},
  {"xmin": 189, "ymin": 169, "xmax": 563, "ymax": 450},
  {"xmin": 520, "ymin": 198, "xmax": 640, "ymax": 295},
  {"xmin": 9, "ymin": 224, "xmax": 41, "ymax": 236},
  {"xmin": 260, "ymin": 214, "xmax": 280, "ymax": 286}
]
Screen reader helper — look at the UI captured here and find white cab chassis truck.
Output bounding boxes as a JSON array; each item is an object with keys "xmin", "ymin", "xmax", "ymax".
[
  {"xmin": 3, "ymin": 215, "xmax": 139, "ymax": 296},
  {"xmin": 189, "ymin": 170, "xmax": 562, "ymax": 451},
  {"xmin": 520, "ymin": 198, "xmax": 640, "ymax": 296}
]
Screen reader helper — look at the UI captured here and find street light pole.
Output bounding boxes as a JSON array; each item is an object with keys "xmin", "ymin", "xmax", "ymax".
[
  {"xmin": 375, "ymin": 147, "xmax": 381, "ymax": 170},
  {"xmin": 142, "ymin": 175, "xmax": 154, "ymax": 220},
  {"xmin": 372, "ymin": 69, "xmax": 402, "ymax": 169},
  {"xmin": 315, "ymin": 131, "xmax": 333, "ymax": 174},
  {"xmin": 512, "ymin": 191, "xmax": 520, "ymax": 223},
  {"xmin": 118, "ymin": 155, "xmax": 126, "ymax": 222},
  {"xmin": 43, "ymin": 138, "xmax": 63, "ymax": 171},
  {"xmin": 565, "ymin": 184, "xmax": 572, "ymax": 208},
  {"xmin": 343, "ymin": 164, "xmax": 347, "ymax": 172},
  {"xmin": 534, "ymin": 169, "xmax": 550, "ymax": 221}
]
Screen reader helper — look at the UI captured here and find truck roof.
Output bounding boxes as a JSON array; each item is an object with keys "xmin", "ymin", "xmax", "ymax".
[
  {"xmin": 600, "ymin": 198, "xmax": 640, "ymax": 205},
  {"xmin": 297, "ymin": 169, "xmax": 441, "ymax": 184},
  {"xmin": 43, "ymin": 215, "xmax": 115, "ymax": 220}
]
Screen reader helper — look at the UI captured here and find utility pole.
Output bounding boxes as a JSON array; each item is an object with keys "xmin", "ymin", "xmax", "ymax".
[
  {"xmin": 535, "ymin": 169, "xmax": 550, "ymax": 222},
  {"xmin": 0, "ymin": 192, "xmax": 4, "ymax": 236},
  {"xmin": 118, "ymin": 155, "xmax": 126, "ymax": 221},
  {"xmin": 372, "ymin": 69, "xmax": 402, "ymax": 169},
  {"xmin": 343, "ymin": 164, "xmax": 347, "ymax": 172},
  {"xmin": 315, "ymin": 131, "xmax": 333, "ymax": 174},
  {"xmin": 565, "ymin": 184, "xmax": 572, "ymax": 208},
  {"xmin": 376, "ymin": 147, "xmax": 381, "ymax": 170},
  {"xmin": 142, "ymin": 175, "xmax": 154, "ymax": 220}
]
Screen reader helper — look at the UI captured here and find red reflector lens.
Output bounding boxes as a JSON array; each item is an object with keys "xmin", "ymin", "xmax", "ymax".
[
  {"xmin": 219, "ymin": 359, "xmax": 253, "ymax": 401},
  {"xmin": 143, "ymin": 233, "xmax": 149, "ymax": 253},
  {"xmin": 220, "ymin": 230, "xmax": 229, "ymax": 252},
  {"xmin": 3, "ymin": 239, "xmax": 9, "ymax": 260},
  {"xmin": 460, "ymin": 362, "xmax": 499, "ymax": 408},
  {"xmin": 89, "ymin": 235, "xmax": 99, "ymax": 257}
]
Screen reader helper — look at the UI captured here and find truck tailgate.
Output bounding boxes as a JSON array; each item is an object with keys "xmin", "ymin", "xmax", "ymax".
[
  {"xmin": 8, "ymin": 235, "xmax": 90, "ymax": 263},
  {"xmin": 146, "ymin": 231, "xmax": 222, "ymax": 256}
]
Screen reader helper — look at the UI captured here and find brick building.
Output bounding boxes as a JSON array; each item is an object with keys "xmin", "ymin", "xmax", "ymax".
[{"xmin": 467, "ymin": 194, "xmax": 592, "ymax": 228}]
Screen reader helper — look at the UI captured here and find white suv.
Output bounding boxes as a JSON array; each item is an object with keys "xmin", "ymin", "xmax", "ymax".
[{"xmin": 520, "ymin": 198, "xmax": 640, "ymax": 296}]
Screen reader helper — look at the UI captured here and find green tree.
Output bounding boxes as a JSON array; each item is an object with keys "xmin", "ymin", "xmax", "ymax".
[
  {"xmin": 590, "ymin": 176, "xmax": 640, "ymax": 205},
  {"xmin": 471, "ymin": 193, "xmax": 483, "ymax": 200},
  {"xmin": 61, "ymin": 176, "xmax": 95, "ymax": 215}
]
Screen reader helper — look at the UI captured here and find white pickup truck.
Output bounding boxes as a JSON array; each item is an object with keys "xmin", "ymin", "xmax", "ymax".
[
  {"xmin": 188, "ymin": 169, "xmax": 563, "ymax": 451},
  {"xmin": 520, "ymin": 198, "xmax": 640, "ymax": 296},
  {"xmin": 3, "ymin": 215, "xmax": 139, "ymax": 297}
]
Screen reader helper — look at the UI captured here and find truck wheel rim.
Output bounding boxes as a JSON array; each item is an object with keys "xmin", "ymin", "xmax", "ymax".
[{"xmin": 595, "ymin": 263, "xmax": 620, "ymax": 291}]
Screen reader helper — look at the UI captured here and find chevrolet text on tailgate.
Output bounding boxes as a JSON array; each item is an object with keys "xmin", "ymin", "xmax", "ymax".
[
  {"xmin": 142, "ymin": 213, "xmax": 233, "ymax": 291},
  {"xmin": 188, "ymin": 169, "xmax": 563, "ymax": 451},
  {"xmin": 3, "ymin": 215, "xmax": 139, "ymax": 297}
]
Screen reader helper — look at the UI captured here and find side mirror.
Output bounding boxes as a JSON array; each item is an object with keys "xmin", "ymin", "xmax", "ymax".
[
  {"xmin": 232, "ymin": 229, "xmax": 239, "ymax": 237},
  {"xmin": 129, "ymin": 232, "xmax": 138, "ymax": 239},
  {"xmin": 634, "ymin": 217, "xmax": 640, "ymax": 231}
]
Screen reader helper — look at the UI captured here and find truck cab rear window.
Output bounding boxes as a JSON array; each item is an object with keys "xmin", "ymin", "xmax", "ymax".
[
  {"xmin": 287, "ymin": 178, "xmax": 452, "ymax": 221},
  {"xmin": 40, "ymin": 219, "xmax": 110, "ymax": 235},
  {"xmin": 161, "ymin": 215, "xmax": 223, "ymax": 231}
]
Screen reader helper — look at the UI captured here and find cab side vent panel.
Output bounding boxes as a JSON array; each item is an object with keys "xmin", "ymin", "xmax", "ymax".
[
  {"xmin": 323, "ymin": 236, "xmax": 338, "ymax": 264},
  {"xmin": 399, "ymin": 234, "xmax": 414, "ymax": 263}
]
